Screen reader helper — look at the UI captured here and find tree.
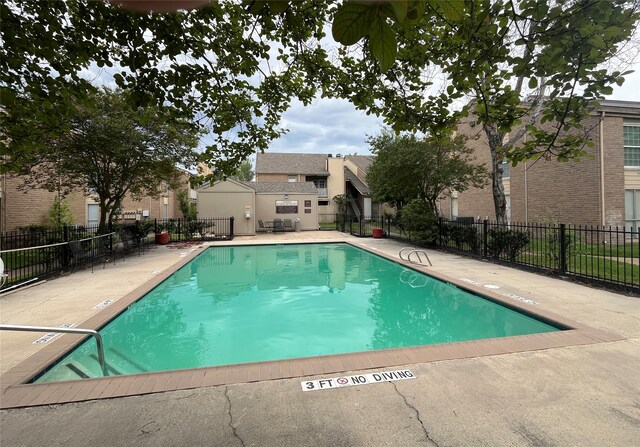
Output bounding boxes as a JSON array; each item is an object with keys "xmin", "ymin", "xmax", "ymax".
[
  {"xmin": 47, "ymin": 197, "xmax": 74, "ymax": 229},
  {"xmin": 366, "ymin": 131, "xmax": 488, "ymax": 215},
  {"xmin": 0, "ymin": 0, "xmax": 328, "ymax": 179},
  {"xmin": 176, "ymin": 189, "xmax": 197, "ymax": 220},
  {"xmin": 3, "ymin": 0, "xmax": 638, "ymax": 219},
  {"xmin": 230, "ymin": 159, "xmax": 254, "ymax": 181},
  {"xmin": 327, "ymin": 1, "xmax": 640, "ymax": 223},
  {"xmin": 12, "ymin": 89, "xmax": 200, "ymax": 233}
]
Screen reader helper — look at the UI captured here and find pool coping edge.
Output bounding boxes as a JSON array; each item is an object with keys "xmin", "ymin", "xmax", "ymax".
[{"xmin": 0, "ymin": 240, "xmax": 624, "ymax": 409}]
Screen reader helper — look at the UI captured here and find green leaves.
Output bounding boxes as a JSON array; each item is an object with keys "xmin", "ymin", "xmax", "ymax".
[
  {"xmin": 332, "ymin": 1, "xmax": 399, "ymax": 72},
  {"xmin": 437, "ymin": 0, "xmax": 465, "ymax": 22},
  {"xmin": 332, "ymin": 0, "xmax": 469, "ymax": 73},
  {"xmin": 332, "ymin": 2, "xmax": 374, "ymax": 46},
  {"xmin": 369, "ymin": 16, "xmax": 397, "ymax": 73}
]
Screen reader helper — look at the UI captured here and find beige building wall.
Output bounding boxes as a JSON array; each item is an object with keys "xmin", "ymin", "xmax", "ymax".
[
  {"xmin": 197, "ymin": 180, "xmax": 256, "ymax": 236},
  {"xmin": 439, "ymin": 120, "xmax": 494, "ymax": 220},
  {"xmin": 254, "ymin": 193, "xmax": 318, "ymax": 231},
  {"xmin": 343, "ymin": 158, "xmax": 365, "ymax": 181},
  {"xmin": 324, "ymin": 157, "xmax": 346, "ymax": 215}
]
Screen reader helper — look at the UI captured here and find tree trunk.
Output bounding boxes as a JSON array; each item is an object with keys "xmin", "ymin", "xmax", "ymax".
[
  {"xmin": 484, "ymin": 124, "xmax": 508, "ymax": 224},
  {"xmin": 98, "ymin": 204, "xmax": 108, "ymax": 234}
]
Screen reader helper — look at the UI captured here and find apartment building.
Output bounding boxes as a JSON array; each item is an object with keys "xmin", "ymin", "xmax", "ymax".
[
  {"xmin": 255, "ymin": 152, "xmax": 380, "ymax": 218},
  {"xmin": 0, "ymin": 171, "xmax": 195, "ymax": 233},
  {"xmin": 439, "ymin": 100, "xmax": 640, "ymax": 230}
]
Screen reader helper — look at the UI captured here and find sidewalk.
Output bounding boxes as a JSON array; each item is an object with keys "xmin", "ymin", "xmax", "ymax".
[{"xmin": 1, "ymin": 232, "xmax": 639, "ymax": 446}]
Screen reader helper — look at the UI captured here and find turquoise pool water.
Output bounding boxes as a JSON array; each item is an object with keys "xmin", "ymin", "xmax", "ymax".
[{"xmin": 34, "ymin": 243, "xmax": 559, "ymax": 382}]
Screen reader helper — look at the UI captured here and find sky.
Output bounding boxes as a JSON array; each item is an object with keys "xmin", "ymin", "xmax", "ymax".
[{"xmin": 265, "ymin": 66, "xmax": 640, "ymax": 158}]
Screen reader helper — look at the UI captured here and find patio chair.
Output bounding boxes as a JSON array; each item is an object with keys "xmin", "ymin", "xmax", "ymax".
[
  {"xmin": 258, "ymin": 220, "xmax": 271, "ymax": 233},
  {"xmin": 120, "ymin": 231, "xmax": 142, "ymax": 258},
  {"xmin": 283, "ymin": 219, "xmax": 294, "ymax": 231},
  {"xmin": 273, "ymin": 218, "xmax": 284, "ymax": 233}
]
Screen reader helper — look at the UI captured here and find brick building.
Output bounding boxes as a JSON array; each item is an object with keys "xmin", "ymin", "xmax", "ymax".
[
  {"xmin": 0, "ymin": 170, "xmax": 195, "ymax": 233},
  {"xmin": 439, "ymin": 100, "xmax": 640, "ymax": 230}
]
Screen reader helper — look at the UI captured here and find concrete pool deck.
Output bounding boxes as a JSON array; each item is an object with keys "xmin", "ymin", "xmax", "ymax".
[{"xmin": 1, "ymin": 231, "xmax": 639, "ymax": 446}]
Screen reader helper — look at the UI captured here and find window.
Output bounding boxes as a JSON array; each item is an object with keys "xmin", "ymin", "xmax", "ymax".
[
  {"xmin": 311, "ymin": 178, "xmax": 327, "ymax": 196},
  {"xmin": 625, "ymin": 189, "xmax": 640, "ymax": 231},
  {"xmin": 450, "ymin": 197, "xmax": 458, "ymax": 219},
  {"xmin": 276, "ymin": 200, "xmax": 298, "ymax": 214},
  {"xmin": 288, "ymin": 175, "xmax": 297, "ymax": 182},
  {"xmin": 87, "ymin": 204, "xmax": 99, "ymax": 227},
  {"xmin": 501, "ymin": 161, "xmax": 510, "ymax": 179},
  {"xmin": 312, "ymin": 179, "xmax": 326, "ymax": 189},
  {"xmin": 318, "ymin": 200, "xmax": 329, "ymax": 206},
  {"xmin": 624, "ymin": 124, "xmax": 640, "ymax": 167}
]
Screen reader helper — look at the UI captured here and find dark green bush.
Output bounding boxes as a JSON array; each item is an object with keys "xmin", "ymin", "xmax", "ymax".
[
  {"xmin": 441, "ymin": 223, "xmax": 481, "ymax": 253},
  {"xmin": 400, "ymin": 200, "xmax": 438, "ymax": 245},
  {"xmin": 488, "ymin": 227, "xmax": 530, "ymax": 261}
]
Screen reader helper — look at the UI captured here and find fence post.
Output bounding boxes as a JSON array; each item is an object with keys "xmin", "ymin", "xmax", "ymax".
[
  {"xmin": 154, "ymin": 218, "xmax": 157, "ymax": 235},
  {"xmin": 559, "ymin": 223, "xmax": 567, "ymax": 274},
  {"xmin": 229, "ymin": 216, "xmax": 234, "ymax": 238},
  {"xmin": 483, "ymin": 220, "xmax": 488, "ymax": 258},
  {"xmin": 438, "ymin": 218, "xmax": 443, "ymax": 247},
  {"xmin": 177, "ymin": 219, "xmax": 181, "ymax": 242},
  {"xmin": 62, "ymin": 225, "xmax": 70, "ymax": 268},
  {"xmin": 109, "ymin": 223, "xmax": 113, "ymax": 253}
]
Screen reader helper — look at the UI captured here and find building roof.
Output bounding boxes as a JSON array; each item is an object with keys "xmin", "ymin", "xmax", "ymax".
[
  {"xmin": 595, "ymin": 99, "xmax": 640, "ymax": 118},
  {"xmin": 346, "ymin": 155, "xmax": 374, "ymax": 174},
  {"xmin": 242, "ymin": 182, "xmax": 319, "ymax": 194},
  {"xmin": 344, "ymin": 168, "xmax": 369, "ymax": 195},
  {"xmin": 597, "ymin": 99, "xmax": 640, "ymax": 110},
  {"xmin": 256, "ymin": 153, "xmax": 329, "ymax": 176}
]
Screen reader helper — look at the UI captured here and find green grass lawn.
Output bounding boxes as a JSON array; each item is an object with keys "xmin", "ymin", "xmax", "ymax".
[{"xmin": 319, "ymin": 222, "xmax": 337, "ymax": 230}]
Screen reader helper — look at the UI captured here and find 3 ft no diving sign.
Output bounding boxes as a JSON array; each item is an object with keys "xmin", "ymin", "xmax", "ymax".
[{"xmin": 301, "ymin": 369, "xmax": 415, "ymax": 392}]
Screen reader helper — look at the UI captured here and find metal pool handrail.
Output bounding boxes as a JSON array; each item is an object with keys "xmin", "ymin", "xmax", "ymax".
[
  {"xmin": 399, "ymin": 247, "xmax": 432, "ymax": 266},
  {"xmin": 0, "ymin": 324, "xmax": 108, "ymax": 377}
]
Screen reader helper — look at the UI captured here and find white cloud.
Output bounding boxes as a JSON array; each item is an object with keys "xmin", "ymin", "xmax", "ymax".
[{"xmin": 268, "ymin": 98, "xmax": 383, "ymax": 156}]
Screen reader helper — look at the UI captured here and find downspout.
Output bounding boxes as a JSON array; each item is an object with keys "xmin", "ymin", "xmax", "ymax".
[
  {"xmin": 599, "ymin": 111, "xmax": 606, "ymax": 227},
  {"xmin": 524, "ymin": 161, "xmax": 528, "ymax": 223},
  {"xmin": 524, "ymin": 133, "xmax": 528, "ymax": 223}
]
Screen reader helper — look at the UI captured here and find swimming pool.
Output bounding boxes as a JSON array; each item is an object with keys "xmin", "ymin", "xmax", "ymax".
[{"xmin": 34, "ymin": 243, "xmax": 559, "ymax": 383}]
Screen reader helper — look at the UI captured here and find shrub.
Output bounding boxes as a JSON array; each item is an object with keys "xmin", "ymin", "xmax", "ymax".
[
  {"xmin": 442, "ymin": 223, "xmax": 481, "ymax": 253},
  {"xmin": 400, "ymin": 200, "xmax": 438, "ymax": 245},
  {"xmin": 488, "ymin": 227, "xmax": 530, "ymax": 261}
]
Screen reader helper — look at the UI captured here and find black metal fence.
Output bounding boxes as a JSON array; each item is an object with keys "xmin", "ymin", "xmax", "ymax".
[
  {"xmin": 332, "ymin": 213, "xmax": 639, "ymax": 293},
  {"xmin": 0, "ymin": 218, "xmax": 234, "ymax": 292},
  {"xmin": 335, "ymin": 214, "xmax": 389, "ymax": 237},
  {"xmin": 0, "ymin": 230, "xmax": 121, "ymax": 292},
  {"xmin": 154, "ymin": 217, "xmax": 234, "ymax": 242}
]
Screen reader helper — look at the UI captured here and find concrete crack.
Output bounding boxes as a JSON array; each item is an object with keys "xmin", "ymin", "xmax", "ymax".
[
  {"xmin": 391, "ymin": 382, "xmax": 439, "ymax": 447},
  {"xmin": 224, "ymin": 386, "xmax": 246, "ymax": 447},
  {"xmin": 138, "ymin": 421, "xmax": 160, "ymax": 437}
]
